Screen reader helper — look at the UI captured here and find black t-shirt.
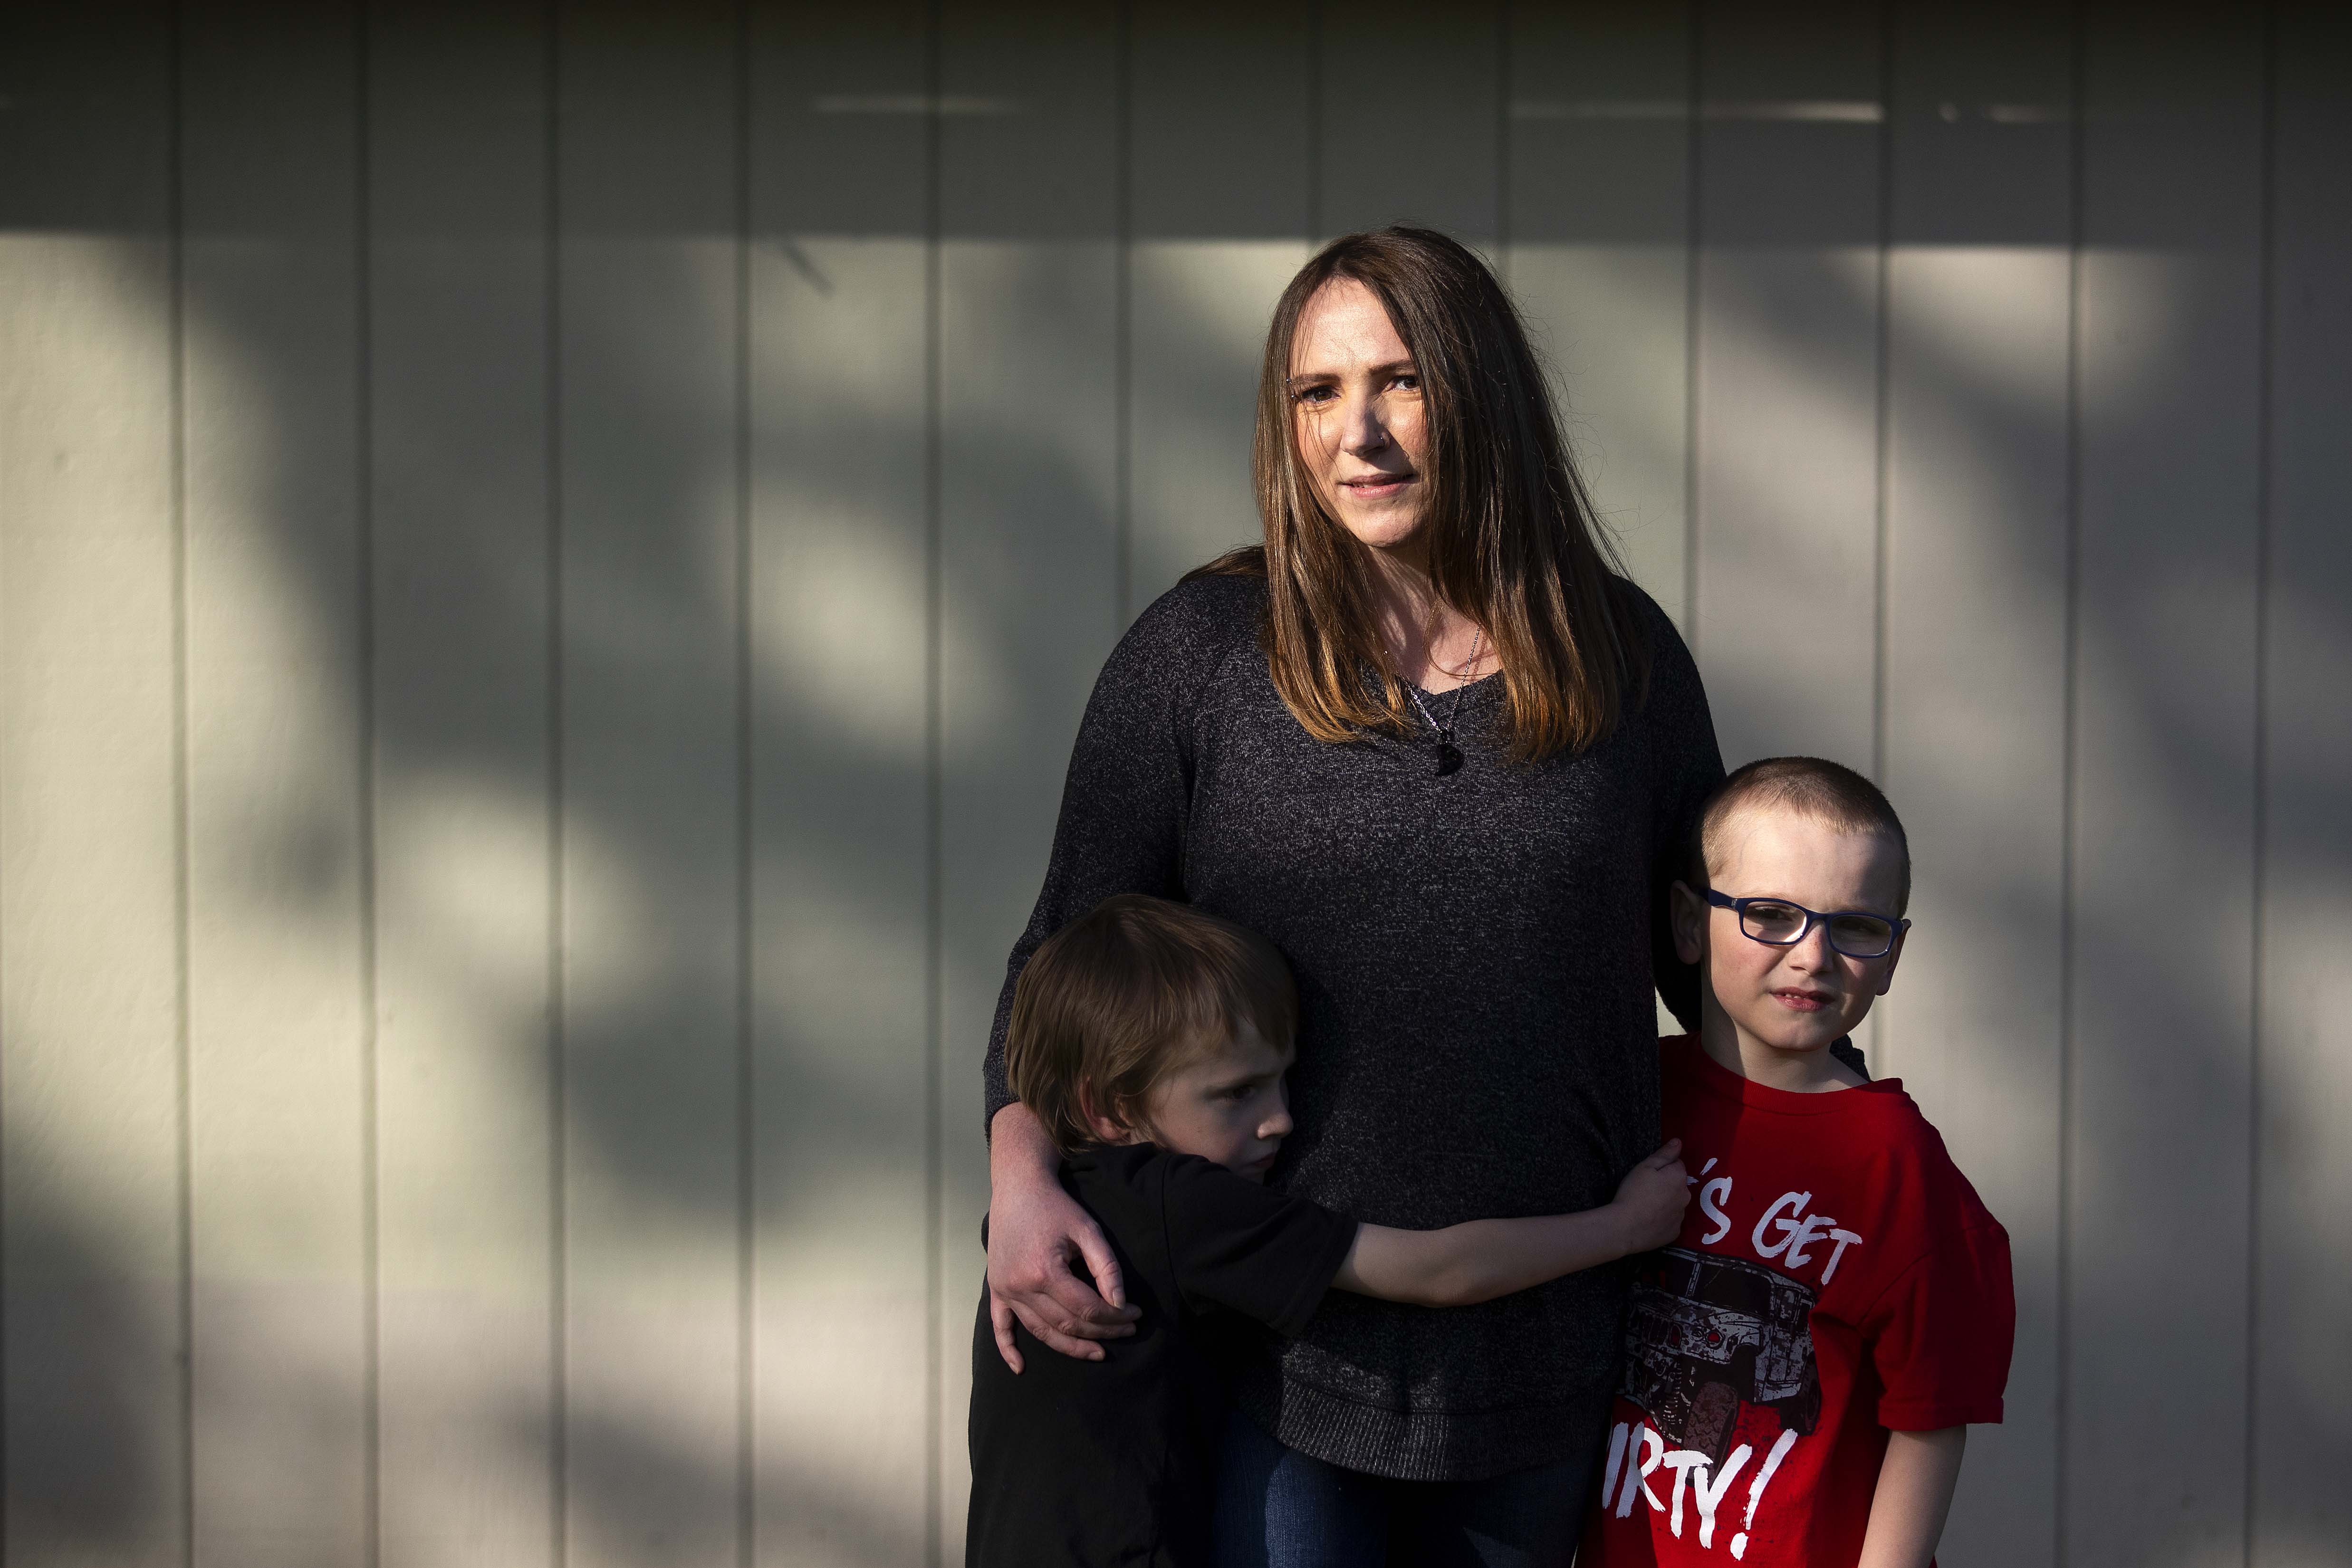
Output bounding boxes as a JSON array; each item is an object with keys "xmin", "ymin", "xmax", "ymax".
[{"xmin": 966, "ymin": 1142, "xmax": 1360, "ymax": 1568}]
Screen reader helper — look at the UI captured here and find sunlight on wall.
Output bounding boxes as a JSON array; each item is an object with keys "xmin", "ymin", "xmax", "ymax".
[
  {"xmin": 1129, "ymin": 239, "xmax": 1307, "ymax": 601},
  {"xmin": 0, "ymin": 217, "xmax": 2269, "ymax": 1568},
  {"xmin": 0, "ymin": 238, "xmax": 184, "ymax": 1567},
  {"xmin": 1513, "ymin": 242, "xmax": 1692, "ymax": 627},
  {"xmin": 5, "ymin": 8, "xmax": 2347, "ymax": 1557}
]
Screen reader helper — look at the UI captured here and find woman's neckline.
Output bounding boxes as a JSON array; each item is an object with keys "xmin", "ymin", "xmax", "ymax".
[{"xmin": 1406, "ymin": 667, "xmax": 1503, "ymax": 700}]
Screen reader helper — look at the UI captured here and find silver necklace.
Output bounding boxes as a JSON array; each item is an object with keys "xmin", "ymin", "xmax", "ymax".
[{"xmin": 1403, "ymin": 627, "xmax": 1483, "ymax": 777}]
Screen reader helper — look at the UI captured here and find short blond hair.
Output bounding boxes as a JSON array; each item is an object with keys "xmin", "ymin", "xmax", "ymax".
[
  {"xmin": 1694, "ymin": 756, "xmax": 1911, "ymax": 913},
  {"xmin": 1006, "ymin": 895, "xmax": 1297, "ymax": 1153}
]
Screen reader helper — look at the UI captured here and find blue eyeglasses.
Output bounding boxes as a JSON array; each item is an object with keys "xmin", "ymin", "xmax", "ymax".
[{"xmin": 1705, "ymin": 890, "xmax": 1909, "ymax": 960}]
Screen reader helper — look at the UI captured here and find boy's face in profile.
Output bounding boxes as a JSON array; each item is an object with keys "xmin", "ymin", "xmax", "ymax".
[
  {"xmin": 1092, "ymin": 1022, "xmax": 1296, "ymax": 1182},
  {"xmin": 1675, "ymin": 808, "xmax": 1908, "ymax": 1062}
]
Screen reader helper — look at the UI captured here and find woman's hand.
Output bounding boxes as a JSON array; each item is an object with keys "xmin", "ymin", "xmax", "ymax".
[
  {"xmin": 1610, "ymin": 1138, "xmax": 1692, "ymax": 1253},
  {"xmin": 985, "ymin": 1103, "xmax": 1140, "ymax": 1372}
]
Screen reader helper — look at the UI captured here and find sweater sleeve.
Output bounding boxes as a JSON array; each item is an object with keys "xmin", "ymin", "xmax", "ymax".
[
  {"xmin": 980, "ymin": 576, "xmax": 1260, "ymax": 1132},
  {"xmin": 1635, "ymin": 589, "xmax": 1725, "ymax": 1033}
]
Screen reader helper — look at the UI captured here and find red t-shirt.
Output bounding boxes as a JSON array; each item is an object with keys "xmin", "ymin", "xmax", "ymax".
[{"xmin": 1580, "ymin": 1036, "xmax": 2014, "ymax": 1567}]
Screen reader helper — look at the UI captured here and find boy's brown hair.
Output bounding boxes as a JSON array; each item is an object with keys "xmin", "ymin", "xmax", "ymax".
[
  {"xmin": 1693, "ymin": 756, "xmax": 1913, "ymax": 912},
  {"xmin": 1007, "ymin": 895, "xmax": 1298, "ymax": 1153}
]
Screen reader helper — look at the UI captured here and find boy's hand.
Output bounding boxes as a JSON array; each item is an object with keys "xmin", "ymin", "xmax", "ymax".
[{"xmin": 1611, "ymin": 1139, "xmax": 1691, "ymax": 1253}]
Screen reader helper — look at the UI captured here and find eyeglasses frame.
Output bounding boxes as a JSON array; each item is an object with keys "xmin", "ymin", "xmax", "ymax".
[{"xmin": 1702, "ymin": 889, "xmax": 1910, "ymax": 960}]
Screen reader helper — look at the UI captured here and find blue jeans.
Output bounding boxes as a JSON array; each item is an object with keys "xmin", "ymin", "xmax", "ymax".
[{"xmin": 1212, "ymin": 1405, "xmax": 1608, "ymax": 1568}]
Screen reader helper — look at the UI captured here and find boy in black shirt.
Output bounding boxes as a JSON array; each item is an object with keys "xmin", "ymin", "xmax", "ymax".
[{"xmin": 967, "ymin": 894, "xmax": 1691, "ymax": 1568}]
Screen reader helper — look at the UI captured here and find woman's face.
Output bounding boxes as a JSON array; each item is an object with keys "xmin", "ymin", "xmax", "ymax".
[{"xmin": 1288, "ymin": 277, "xmax": 1430, "ymax": 559}]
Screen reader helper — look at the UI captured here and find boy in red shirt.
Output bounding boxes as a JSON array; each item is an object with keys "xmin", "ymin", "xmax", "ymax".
[{"xmin": 1581, "ymin": 757, "xmax": 2014, "ymax": 1568}]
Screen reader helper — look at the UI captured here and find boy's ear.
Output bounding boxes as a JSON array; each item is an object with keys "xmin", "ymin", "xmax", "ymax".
[
  {"xmin": 1669, "ymin": 880, "xmax": 1708, "ymax": 966},
  {"xmin": 1075, "ymin": 1082, "xmax": 1132, "ymax": 1147},
  {"xmin": 1874, "ymin": 922, "xmax": 1910, "ymax": 996}
]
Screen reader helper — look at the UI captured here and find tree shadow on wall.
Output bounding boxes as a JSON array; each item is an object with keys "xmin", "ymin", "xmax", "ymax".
[{"xmin": 5, "ymin": 6, "xmax": 2348, "ymax": 1568}]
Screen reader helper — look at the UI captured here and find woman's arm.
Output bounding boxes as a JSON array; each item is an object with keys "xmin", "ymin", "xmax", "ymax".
[
  {"xmin": 1856, "ymin": 1427, "xmax": 1967, "ymax": 1568},
  {"xmin": 984, "ymin": 1103, "xmax": 1138, "ymax": 1372},
  {"xmin": 1332, "ymin": 1142, "xmax": 1689, "ymax": 1307},
  {"xmin": 982, "ymin": 581, "xmax": 1253, "ymax": 1368}
]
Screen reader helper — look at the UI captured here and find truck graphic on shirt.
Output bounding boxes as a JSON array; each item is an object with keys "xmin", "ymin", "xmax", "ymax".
[{"xmin": 1620, "ymin": 1246, "xmax": 1822, "ymax": 1465}]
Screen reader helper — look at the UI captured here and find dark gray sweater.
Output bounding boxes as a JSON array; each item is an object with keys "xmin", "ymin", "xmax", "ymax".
[{"xmin": 982, "ymin": 572, "xmax": 1724, "ymax": 1481}]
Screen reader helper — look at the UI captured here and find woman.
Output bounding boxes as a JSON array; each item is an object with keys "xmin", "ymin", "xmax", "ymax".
[{"xmin": 982, "ymin": 228, "xmax": 1723, "ymax": 1565}]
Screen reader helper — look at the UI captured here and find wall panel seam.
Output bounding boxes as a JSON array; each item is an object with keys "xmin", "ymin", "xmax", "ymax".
[
  {"xmin": 2243, "ymin": 6, "xmax": 2278, "ymax": 1562},
  {"xmin": 2054, "ymin": 3, "xmax": 2086, "ymax": 1560},
  {"xmin": 0, "ymin": 203, "xmax": 7, "ymax": 1568},
  {"xmin": 353, "ymin": 8, "xmax": 385, "ymax": 1565},
  {"xmin": 0, "ymin": 129, "xmax": 7, "ymax": 1552},
  {"xmin": 1495, "ymin": 0, "xmax": 1510, "ymax": 265},
  {"xmin": 1681, "ymin": 0, "xmax": 1701, "ymax": 656},
  {"xmin": 1870, "ymin": 0, "xmax": 1893, "ymax": 798},
  {"xmin": 544, "ymin": 3, "xmax": 569, "ymax": 1562},
  {"xmin": 1306, "ymin": 0, "xmax": 1322, "ymax": 239},
  {"xmin": 0, "ymin": 213, "xmax": 6, "ymax": 1568},
  {"xmin": 922, "ymin": 3, "xmax": 945, "ymax": 1562},
  {"xmin": 1114, "ymin": 0, "xmax": 1133, "ymax": 626},
  {"xmin": 170, "ymin": 2, "xmax": 199, "ymax": 1560},
  {"xmin": 732, "ymin": 4, "xmax": 757, "ymax": 1565}
]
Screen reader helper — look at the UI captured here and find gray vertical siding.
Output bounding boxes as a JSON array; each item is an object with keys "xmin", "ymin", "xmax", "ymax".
[
  {"xmin": 179, "ymin": 4, "xmax": 373, "ymax": 1559},
  {"xmin": 369, "ymin": 5, "xmax": 558, "ymax": 1563},
  {"xmin": 2069, "ymin": 12, "xmax": 2267, "ymax": 1563},
  {"xmin": 1876, "ymin": 2, "xmax": 2073, "ymax": 1556},
  {"xmin": 750, "ymin": 4, "xmax": 935, "ymax": 1563},
  {"xmin": 2257, "ymin": 19, "xmax": 2352, "ymax": 1568},
  {"xmin": 935, "ymin": 1, "xmax": 1126, "ymax": 1541},
  {"xmin": 0, "ymin": 4, "xmax": 2345, "ymax": 1566},
  {"xmin": 558, "ymin": 5, "xmax": 750, "ymax": 1566},
  {"xmin": 0, "ymin": 7, "xmax": 185, "ymax": 1566}
]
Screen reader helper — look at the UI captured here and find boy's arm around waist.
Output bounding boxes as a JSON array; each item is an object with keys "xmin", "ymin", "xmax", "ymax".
[{"xmin": 1331, "ymin": 1140, "xmax": 1690, "ymax": 1308}]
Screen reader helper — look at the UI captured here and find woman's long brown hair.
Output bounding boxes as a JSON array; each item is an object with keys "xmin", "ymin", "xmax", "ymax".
[{"xmin": 1191, "ymin": 226, "xmax": 1650, "ymax": 762}]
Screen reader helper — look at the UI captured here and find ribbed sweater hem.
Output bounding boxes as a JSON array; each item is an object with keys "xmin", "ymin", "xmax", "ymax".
[{"xmin": 1234, "ymin": 1367, "xmax": 1618, "ymax": 1484}]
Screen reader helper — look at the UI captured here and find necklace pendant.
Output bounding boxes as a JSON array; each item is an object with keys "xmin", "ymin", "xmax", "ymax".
[{"xmin": 1434, "ymin": 742, "xmax": 1465, "ymax": 776}]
